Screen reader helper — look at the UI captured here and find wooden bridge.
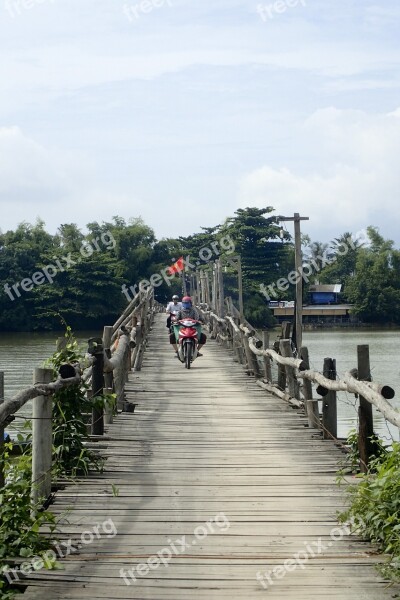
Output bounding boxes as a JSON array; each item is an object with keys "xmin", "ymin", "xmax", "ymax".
[{"xmin": 5, "ymin": 304, "xmax": 396, "ymax": 599}]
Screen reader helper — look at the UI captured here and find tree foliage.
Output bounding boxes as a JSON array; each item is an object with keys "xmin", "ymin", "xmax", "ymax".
[
  {"xmin": 1, "ymin": 214, "xmax": 398, "ymax": 331},
  {"xmin": 345, "ymin": 227, "xmax": 400, "ymax": 323}
]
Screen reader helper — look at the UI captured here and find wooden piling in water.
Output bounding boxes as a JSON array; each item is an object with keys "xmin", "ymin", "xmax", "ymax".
[
  {"xmin": 280, "ymin": 339, "xmax": 298, "ymax": 398},
  {"xmin": 322, "ymin": 358, "xmax": 337, "ymax": 439},
  {"xmin": 358, "ymin": 344, "xmax": 374, "ymax": 472},
  {"xmin": 300, "ymin": 347, "xmax": 320, "ymax": 429},
  {"xmin": 262, "ymin": 331, "xmax": 272, "ymax": 382},
  {"xmin": 91, "ymin": 341, "xmax": 105, "ymax": 436}
]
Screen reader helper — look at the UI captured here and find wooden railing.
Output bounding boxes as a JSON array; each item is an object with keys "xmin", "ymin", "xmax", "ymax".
[
  {"xmin": 0, "ymin": 288, "xmax": 155, "ymax": 500},
  {"xmin": 199, "ymin": 298, "xmax": 397, "ymax": 472}
]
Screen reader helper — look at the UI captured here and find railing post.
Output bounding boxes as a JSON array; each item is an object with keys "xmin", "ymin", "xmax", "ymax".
[
  {"xmin": 103, "ymin": 326, "xmax": 114, "ymax": 391},
  {"xmin": 103, "ymin": 325, "xmax": 114, "ymax": 425},
  {"xmin": 322, "ymin": 358, "xmax": 337, "ymax": 439},
  {"xmin": 91, "ymin": 340, "xmax": 104, "ymax": 436},
  {"xmin": 0, "ymin": 371, "xmax": 5, "ymax": 489},
  {"xmin": 251, "ymin": 341, "xmax": 262, "ymax": 379},
  {"xmin": 242, "ymin": 332, "xmax": 254, "ymax": 374},
  {"xmin": 217, "ymin": 259, "xmax": 225, "ymax": 317},
  {"xmin": 357, "ymin": 345, "xmax": 373, "ymax": 473},
  {"xmin": 32, "ymin": 368, "xmax": 54, "ymax": 506},
  {"xmin": 277, "ymin": 354, "xmax": 286, "ymax": 391},
  {"xmin": 133, "ymin": 322, "xmax": 144, "ymax": 371},
  {"xmin": 300, "ymin": 347, "xmax": 320, "ymax": 429},
  {"xmin": 134, "ymin": 298, "xmax": 149, "ymax": 371},
  {"xmin": 262, "ymin": 332, "xmax": 272, "ymax": 383},
  {"xmin": 279, "ymin": 340, "xmax": 298, "ymax": 398},
  {"xmin": 130, "ymin": 316, "xmax": 140, "ymax": 368}
]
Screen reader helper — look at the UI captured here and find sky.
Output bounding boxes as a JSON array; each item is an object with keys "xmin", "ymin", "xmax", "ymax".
[{"xmin": 1, "ymin": 0, "xmax": 400, "ymax": 245}]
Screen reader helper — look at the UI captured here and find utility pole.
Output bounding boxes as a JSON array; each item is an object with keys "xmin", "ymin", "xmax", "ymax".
[
  {"xmin": 278, "ymin": 213, "xmax": 309, "ymax": 351},
  {"xmin": 181, "ymin": 257, "xmax": 188, "ymax": 296}
]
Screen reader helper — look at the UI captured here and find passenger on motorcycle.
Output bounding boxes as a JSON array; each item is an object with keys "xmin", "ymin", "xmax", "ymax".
[
  {"xmin": 170, "ymin": 296, "xmax": 207, "ymax": 356},
  {"xmin": 166, "ymin": 295, "xmax": 182, "ymax": 329}
]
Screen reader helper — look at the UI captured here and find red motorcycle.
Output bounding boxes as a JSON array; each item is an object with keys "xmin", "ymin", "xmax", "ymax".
[{"xmin": 174, "ymin": 318, "xmax": 201, "ymax": 369}]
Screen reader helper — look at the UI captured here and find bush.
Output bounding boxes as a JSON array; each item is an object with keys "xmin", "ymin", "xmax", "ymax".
[{"xmin": 339, "ymin": 441, "xmax": 400, "ymax": 582}]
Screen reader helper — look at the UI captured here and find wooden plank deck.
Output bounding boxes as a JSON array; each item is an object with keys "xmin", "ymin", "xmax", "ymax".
[{"xmin": 21, "ymin": 314, "xmax": 396, "ymax": 599}]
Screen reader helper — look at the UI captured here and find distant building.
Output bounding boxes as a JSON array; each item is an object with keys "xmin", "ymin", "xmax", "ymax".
[
  {"xmin": 309, "ymin": 284, "xmax": 342, "ymax": 305},
  {"xmin": 268, "ymin": 283, "xmax": 359, "ymax": 326}
]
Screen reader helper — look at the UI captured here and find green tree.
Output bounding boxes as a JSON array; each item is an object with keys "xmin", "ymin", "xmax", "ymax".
[
  {"xmin": 318, "ymin": 232, "xmax": 363, "ymax": 293},
  {"xmin": 179, "ymin": 207, "xmax": 292, "ymax": 327},
  {"xmin": 346, "ymin": 227, "xmax": 400, "ymax": 323},
  {"xmin": 0, "ymin": 220, "xmax": 58, "ymax": 330}
]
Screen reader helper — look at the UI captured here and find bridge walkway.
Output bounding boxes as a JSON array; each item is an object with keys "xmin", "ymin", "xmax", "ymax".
[{"xmin": 21, "ymin": 314, "xmax": 393, "ymax": 599}]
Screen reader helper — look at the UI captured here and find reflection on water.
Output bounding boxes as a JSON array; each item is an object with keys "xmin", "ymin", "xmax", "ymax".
[{"xmin": 1, "ymin": 328, "xmax": 399, "ymax": 442}]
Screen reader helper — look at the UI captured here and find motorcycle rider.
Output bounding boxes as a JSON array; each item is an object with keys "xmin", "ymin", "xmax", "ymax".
[
  {"xmin": 170, "ymin": 296, "xmax": 207, "ymax": 357},
  {"xmin": 166, "ymin": 295, "xmax": 182, "ymax": 329}
]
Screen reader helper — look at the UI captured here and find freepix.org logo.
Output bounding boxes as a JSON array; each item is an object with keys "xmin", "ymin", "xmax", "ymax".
[
  {"xmin": 120, "ymin": 512, "xmax": 230, "ymax": 585},
  {"xmin": 260, "ymin": 229, "xmax": 368, "ymax": 301},
  {"xmin": 3, "ymin": 232, "xmax": 116, "ymax": 302},
  {"xmin": 4, "ymin": 0, "xmax": 57, "ymax": 18},
  {"xmin": 2, "ymin": 519, "xmax": 117, "ymax": 585},
  {"xmin": 121, "ymin": 234, "xmax": 235, "ymax": 301}
]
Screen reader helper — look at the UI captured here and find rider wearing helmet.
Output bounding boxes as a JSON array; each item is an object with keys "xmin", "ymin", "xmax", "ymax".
[
  {"xmin": 166, "ymin": 295, "xmax": 182, "ymax": 329},
  {"xmin": 170, "ymin": 296, "xmax": 207, "ymax": 356}
]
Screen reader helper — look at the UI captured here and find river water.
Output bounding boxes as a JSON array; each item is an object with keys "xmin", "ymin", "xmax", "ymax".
[
  {"xmin": 0, "ymin": 331, "xmax": 95, "ymax": 436},
  {"xmin": 1, "ymin": 329, "xmax": 399, "ymax": 443},
  {"xmin": 302, "ymin": 329, "xmax": 400, "ymax": 442}
]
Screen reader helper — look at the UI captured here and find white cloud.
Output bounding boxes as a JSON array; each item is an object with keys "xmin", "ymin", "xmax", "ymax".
[
  {"xmin": 1, "ymin": 1, "xmax": 400, "ymax": 244},
  {"xmin": 239, "ymin": 108, "xmax": 400, "ymax": 240},
  {"xmin": 0, "ymin": 126, "xmax": 68, "ymax": 198}
]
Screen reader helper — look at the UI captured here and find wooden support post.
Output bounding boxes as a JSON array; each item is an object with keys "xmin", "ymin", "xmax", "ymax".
[
  {"xmin": 242, "ymin": 333, "xmax": 261, "ymax": 377},
  {"xmin": 32, "ymin": 368, "xmax": 53, "ymax": 506},
  {"xmin": 300, "ymin": 347, "xmax": 320, "ymax": 429},
  {"xmin": 133, "ymin": 323, "xmax": 144, "ymax": 371},
  {"xmin": 237, "ymin": 256, "xmax": 244, "ymax": 323},
  {"xmin": 134, "ymin": 298, "xmax": 150, "ymax": 371},
  {"xmin": 252, "ymin": 346, "xmax": 262, "ymax": 379},
  {"xmin": 282, "ymin": 321, "xmax": 291, "ymax": 339},
  {"xmin": 277, "ymin": 360, "xmax": 286, "ymax": 391},
  {"xmin": 212, "ymin": 264, "xmax": 218, "ymax": 313},
  {"xmin": 204, "ymin": 270, "xmax": 211, "ymax": 306},
  {"xmin": 322, "ymin": 358, "xmax": 337, "ymax": 439},
  {"xmin": 115, "ymin": 345, "xmax": 129, "ymax": 410},
  {"xmin": 199, "ymin": 271, "xmax": 206, "ymax": 304},
  {"xmin": 103, "ymin": 326, "xmax": 114, "ymax": 392},
  {"xmin": 91, "ymin": 342, "xmax": 104, "ymax": 436},
  {"xmin": 130, "ymin": 317, "xmax": 140, "ymax": 369},
  {"xmin": 103, "ymin": 387, "xmax": 114, "ymax": 425},
  {"xmin": 279, "ymin": 340, "xmax": 297, "ymax": 398},
  {"xmin": 227, "ymin": 302, "xmax": 244, "ymax": 364},
  {"xmin": 0, "ymin": 372, "xmax": 4, "ymax": 489},
  {"xmin": 217, "ymin": 260, "xmax": 225, "ymax": 317},
  {"xmin": 357, "ymin": 344, "xmax": 373, "ymax": 473},
  {"xmin": 198, "ymin": 271, "xmax": 202, "ymax": 305},
  {"xmin": 242, "ymin": 332, "xmax": 253, "ymax": 374},
  {"xmin": 276, "ymin": 327, "xmax": 289, "ymax": 391},
  {"xmin": 237, "ymin": 336, "xmax": 245, "ymax": 365},
  {"xmin": 262, "ymin": 332, "xmax": 272, "ymax": 382}
]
